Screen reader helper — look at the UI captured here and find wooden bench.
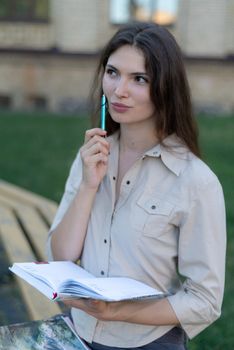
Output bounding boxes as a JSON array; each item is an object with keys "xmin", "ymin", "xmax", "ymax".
[{"xmin": 0, "ymin": 179, "xmax": 62, "ymax": 321}]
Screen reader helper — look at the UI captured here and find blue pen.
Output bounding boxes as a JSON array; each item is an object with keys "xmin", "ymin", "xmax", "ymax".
[{"xmin": 101, "ymin": 94, "xmax": 106, "ymax": 130}]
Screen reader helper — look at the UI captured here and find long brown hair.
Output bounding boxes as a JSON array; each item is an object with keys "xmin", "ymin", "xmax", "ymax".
[{"xmin": 90, "ymin": 21, "xmax": 201, "ymax": 157}]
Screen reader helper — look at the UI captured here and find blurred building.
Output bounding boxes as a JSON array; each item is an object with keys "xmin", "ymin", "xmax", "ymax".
[{"xmin": 0, "ymin": 0, "xmax": 233, "ymax": 114}]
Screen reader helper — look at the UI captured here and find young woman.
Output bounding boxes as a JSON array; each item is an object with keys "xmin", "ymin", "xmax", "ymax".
[{"xmin": 47, "ymin": 22, "xmax": 226, "ymax": 350}]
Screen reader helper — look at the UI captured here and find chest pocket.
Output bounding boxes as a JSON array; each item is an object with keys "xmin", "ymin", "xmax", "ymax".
[{"xmin": 136, "ymin": 195, "xmax": 174, "ymax": 237}]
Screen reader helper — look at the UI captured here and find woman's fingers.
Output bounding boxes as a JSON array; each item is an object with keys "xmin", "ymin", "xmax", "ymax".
[
  {"xmin": 80, "ymin": 143, "xmax": 109, "ymax": 167},
  {"xmin": 92, "ymin": 135, "xmax": 109, "ymax": 148},
  {"xmin": 85, "ymin": 152, "xmax": 109, "ymax": 165},
  {"xmin": 79, "ymin": 128, "xmax": 110, "ymax": 188},
  {"xmin": 84, "ymin": 128, "xmax": 107, "ymax": 143},
  {"xmin": 82, "ymin": 141, "xmax": 109, "ymax": 158},
  {"xmin": 63, "ymin": 299, "xmax": 110, "ymax": 321},
  {"xmin": 81, "ymin": 132, "xmax": 110, "ymax": 164}
]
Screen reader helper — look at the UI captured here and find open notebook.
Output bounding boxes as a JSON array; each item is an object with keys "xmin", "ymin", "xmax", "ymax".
[{"xmin": 9, "ymin": 261, "xmax": 168, "ymax": 302}]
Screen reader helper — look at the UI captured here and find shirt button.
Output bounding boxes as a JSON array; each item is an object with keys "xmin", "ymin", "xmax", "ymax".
[
  {"xmin": 104, "ymin": 239, "xmax": 107, "ymax": 244},
  {"xmin": 113, "ymin": 176, "xmax": 116, "ymax": 180},
  {"xmin": 126, "ymin": 180, "xmax": 130, "ymax": 185},
  {"xmin": 151, "ymin": 205, "xmax": 156, "ymax": 210},
  {"xmin": 101, "ymin": 270, "xmax": 105, "ymax": 275}
]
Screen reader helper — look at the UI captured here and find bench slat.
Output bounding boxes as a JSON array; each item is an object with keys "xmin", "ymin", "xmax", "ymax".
[
  {"xmin": 0, "ymin": 204, "xmax": 61, "ymax": 320},
  {"xmin": 0, "ymin": 180, "xmax": 57, "ymax": 207},
  {"xmin": 0, "ymin": 180, "xmax": 58, "ymax": 226},
  {"xmin": 0, "ymin": 205, "xmax": 36, "ymax": 262},
  {"xmin": 0, "ymin": 194, "xmax": 48, "ymax": 261},
  {"xmin": 16, "ymin": 206, "xmax": 49, "ymax": 262},
  {"xmin": 0, "ymin": 181, "xmax": 63, "ymax": 320}
]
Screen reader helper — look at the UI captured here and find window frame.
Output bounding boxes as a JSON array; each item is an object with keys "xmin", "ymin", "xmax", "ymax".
[
  {"xmin": 109, "ymin": 0, "xmax": 178, "ymax": 27},
  {"xmin": 0, "ymin": 0, "xmax": 49, "ymax": 23}
]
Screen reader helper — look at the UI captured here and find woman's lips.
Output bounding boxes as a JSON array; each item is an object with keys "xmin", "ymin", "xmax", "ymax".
[{"xmin": 111, "ymin": 102, "xmax": 131, "ymax": 113}]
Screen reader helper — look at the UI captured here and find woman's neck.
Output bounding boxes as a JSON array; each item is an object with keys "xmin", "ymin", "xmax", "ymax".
[
  {"xmin": 114, "ymin": 124, "xmax": 158, "ymax": 203},
  {"xmin": 119, "ymin": 124, "xmax": 158, "ymax": 155}
]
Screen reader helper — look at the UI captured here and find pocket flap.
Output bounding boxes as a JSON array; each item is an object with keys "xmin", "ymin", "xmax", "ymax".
[{"xmin": 137, "ymin": 196, "xmax": 174, "ymax": 216}]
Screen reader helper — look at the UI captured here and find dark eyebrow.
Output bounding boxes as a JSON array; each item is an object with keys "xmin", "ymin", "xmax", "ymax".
[
  {"xmin": 106, "ymin": 64, "xmax": 148, "ymax": 77},
  {"xmin": 131, "ymin": 72, "xmax": 148, "ymax": 77},
  {"xmin": 106, "ymin": 64, "xmax": 117, "ymax": 70}
]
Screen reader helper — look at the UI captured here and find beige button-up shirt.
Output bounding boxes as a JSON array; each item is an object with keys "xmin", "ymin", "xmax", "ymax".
[{"xmin": 47, "ymin": 132, "xmax": 226, "ymax": 348}]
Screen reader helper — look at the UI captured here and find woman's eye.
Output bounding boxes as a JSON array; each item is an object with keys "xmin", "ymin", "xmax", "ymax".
[
  {"xmin": 135, "ymin": 75, "xmax": 149, "ymax": 84},
  {"xmin": 106, "ymin": 68, "xmax": 117, "ymax": 77}
]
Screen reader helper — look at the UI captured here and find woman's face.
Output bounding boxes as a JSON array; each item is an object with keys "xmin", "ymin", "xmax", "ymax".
[{"xmin": 102, "ymin": 45, "xmax": 155, "ymax": 127}]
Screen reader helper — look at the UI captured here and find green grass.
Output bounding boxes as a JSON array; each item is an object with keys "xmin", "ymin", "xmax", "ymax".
[
  {"xmin": 189, "ymin": 115, "xmax": 234, "ymax": 350},
  {"xmin": 0, "ymin": 112, "xmax": 90, "ymax": 201},
  {"xmin": 0, "ymin": 111, "xmax": 233, "ymax": 349}
]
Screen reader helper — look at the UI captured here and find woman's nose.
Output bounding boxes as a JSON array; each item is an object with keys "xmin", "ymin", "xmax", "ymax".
[{"xmin": 114, "ymin": 78, "xmax": 129, "ymax": 98}]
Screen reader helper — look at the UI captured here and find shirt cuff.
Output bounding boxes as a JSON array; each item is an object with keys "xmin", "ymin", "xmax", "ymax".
[{"xmin": 167, "ymin": 289, "xmax": 221, "ymax": 339}]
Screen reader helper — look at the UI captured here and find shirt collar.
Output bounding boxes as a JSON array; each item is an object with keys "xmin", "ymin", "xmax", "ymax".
[
  {"xmin": 107, "ymin": 132, "xmax": 192, "ymax": 177},
  {"xmin": 145, "ymin": 134, "xmax": 192, "ymax": 176}
]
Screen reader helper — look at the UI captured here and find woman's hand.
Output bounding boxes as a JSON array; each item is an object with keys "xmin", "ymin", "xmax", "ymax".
[
  {"xmin": 63, "ymin": 298, "xmax": 112, "ymax": 321},
  {"xmin": 80, "ymin": 128, "xmax": 110, "ymax": 190},
  {"xmin": 63, "ymin": 297, "xmax": 179, "ymax": 326},
  {"xmin": 50, "ymin": 128, "xmax": 109, "ymax": 262}
]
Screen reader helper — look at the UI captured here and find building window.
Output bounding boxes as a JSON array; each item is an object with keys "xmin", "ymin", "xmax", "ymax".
[
  {"xmin": 110, "ymin": 0, "xmax": 178, "ymax": 26},
  {"xmin": 26, "ymin": 95, "xmax": 47, "ymax": 111},
  {"xmin": 0, "ymin": 0, "xmax": 49, "ymax": 22},
  {"xmin": 0, "ymin": 95, "xmax": 11, "ymax": 109}
]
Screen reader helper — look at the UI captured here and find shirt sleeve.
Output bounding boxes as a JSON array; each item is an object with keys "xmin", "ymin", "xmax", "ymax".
[
  {"xmin": 167, "ymin": 177, "xmax": 226, "ymax": 339},
  {"xmin": 46, "ymin": 151, "xmax": 83, "ymax": 260}
]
